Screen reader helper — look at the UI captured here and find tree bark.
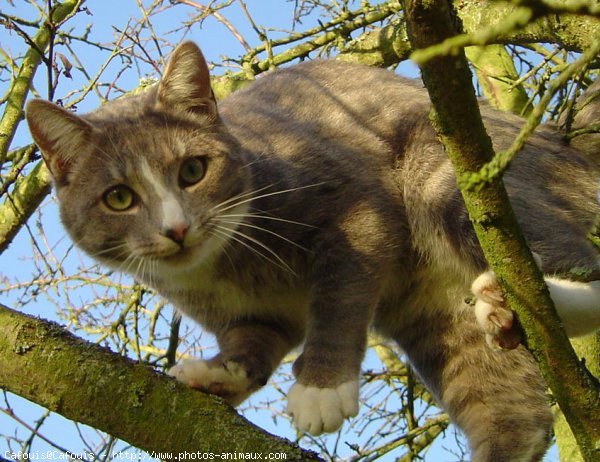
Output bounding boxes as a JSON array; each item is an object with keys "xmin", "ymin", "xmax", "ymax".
[
  {"xmin": 461, "ymin": 40, "xmax": 600, "ymax": 462},
  {"xmin": 0, "ymin": 159, "xmax": 51, "ymax": 254},
  {"xmin": 0, "ymin": 304, "xmax": 320, "ymax": 461},
  {"xmin": 402, "ymin": 0, "xmax": 600, "ymax": 460},
  {"xmin": 555, "ymin": 335, "xmax": 600, "ymax": 461},
  {"xmin": 464, "ymin": 44, "xmax": 532, "ymax": 116},
  {"xmin": 338, "ymin": 0, "xmax": 599, "ymax": 66}
]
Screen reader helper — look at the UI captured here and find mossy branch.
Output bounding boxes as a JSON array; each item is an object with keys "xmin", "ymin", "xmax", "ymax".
[
  {"xmin": 0, "ymin": 304, "xmax": 320, "ymax": 460},
  {"xmin": 244, "ymin": 2, "xmax": 401, "ymax": 76},
  {"xmin": 0, "ymin": 0, "xmax": 83, "ymax": 253},
  {"xmin": 412, "ymin": 0, "xmax": 600, "ymax": 64},
  {"xmin": 464, "ymin": 44, "xmax": 531, "ymax": 116},
  {"xmin": 0, "ymin": 160, "xmax": 52, "ymax": 254},
  {"xmin": 461, "ymin": 34, "xmax": 600, "ymax": 191},
  {"xmin": 337, "ymin": 0, "xmax": 599, "ymax": 68},
  {"xmin": 555, "ymin": 334, "xmax": 600, "ymax": 461},
  {"xmin": 403, "ymin": 0, "xmax": 600, "ymax": 460}
]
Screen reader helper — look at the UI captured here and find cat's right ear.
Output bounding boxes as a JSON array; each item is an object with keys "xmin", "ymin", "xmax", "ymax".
[
  {"xmin": 156, "ymin": 42, "xmax": 217, "ymax": 119},
  {"xmin": 25, "ymin": 99, "xmax": 93, "ymax": 183}
]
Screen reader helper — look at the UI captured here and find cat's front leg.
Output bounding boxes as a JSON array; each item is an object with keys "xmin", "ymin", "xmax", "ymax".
[
  {"xmin": 168, "ymin": 357, "xmax": 251, "ymax": 405},
  {"xmin": 286, "ymin": 380, "xmax": 359, "ymax": 435},
  {"xmin": 169, "ymin": 319, "xmax": 299, "ymax": 405},
  {"xmin": 286, "ymin": 280, "xmax": 376, "ymax": 435}
]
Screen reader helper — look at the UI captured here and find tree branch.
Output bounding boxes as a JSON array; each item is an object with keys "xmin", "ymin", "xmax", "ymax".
[
  {"xmin": 402, "ymin": 0, "xmax": 600, "ymax": 460},
  {"xmin": 0, "ymin": 160, "xmax": 52, "ymax": 254},
  {"xmin": 464, "ymin": 44, "xmax": 531, "ymax": 116},
  {"xmin": 338, "ymin": 0, "xmax": 599, "ymax": 67},
  {"xmin": 0, "ymin": 304, "xmax": 320, "ymax": 460}
]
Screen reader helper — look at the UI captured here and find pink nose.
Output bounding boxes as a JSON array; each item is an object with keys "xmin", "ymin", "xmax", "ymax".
[{"xmin": 163, "ymin": 224, "xmax": 189, "ymax": 245}]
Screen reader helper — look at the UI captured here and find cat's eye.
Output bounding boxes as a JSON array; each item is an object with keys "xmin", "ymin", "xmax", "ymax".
[
  {"xmin": 103, "ymin": 185, "xmax": 137, "ymax": 211},
  {"xmin": 179, "ymin": 157, "xmax": 206, "ymax": 188}
]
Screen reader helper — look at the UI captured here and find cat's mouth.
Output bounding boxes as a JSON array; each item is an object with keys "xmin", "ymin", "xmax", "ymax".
[
  {"xmin": 151, "ymin": 202, "xmax": 250, "ymax": 271},
  {"xmin": 160, "ymin": 241, "xmax": 206, "ymax": 269},
  {"xmin": 159, "ymin": 227, "xmax": 223, "ymax": 270}
]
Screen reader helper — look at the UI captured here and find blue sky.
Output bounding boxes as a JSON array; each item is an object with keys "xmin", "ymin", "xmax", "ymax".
[{"xmin": 0, "ymin": 1, "xmax": 559, "ymax": 460}]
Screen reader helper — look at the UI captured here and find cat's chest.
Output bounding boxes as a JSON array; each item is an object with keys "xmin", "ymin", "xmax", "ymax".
[{"xmin": 153, "ymin": 263, "xmax": 309, "ymax": 329}]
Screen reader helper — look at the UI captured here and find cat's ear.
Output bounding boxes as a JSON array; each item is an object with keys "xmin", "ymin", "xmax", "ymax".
[
  {"xmin": 25, "ymin": 99, "xmax": 94, "ymax": 182},
  {"xmin": 157, "ymin": 42, "xmax": 217, "ymax": 119}
]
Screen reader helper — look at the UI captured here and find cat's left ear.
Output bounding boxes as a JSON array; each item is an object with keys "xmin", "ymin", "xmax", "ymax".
[{"xmin": 157, "ymin": 42, "xmax": 217, "ymax": 119}]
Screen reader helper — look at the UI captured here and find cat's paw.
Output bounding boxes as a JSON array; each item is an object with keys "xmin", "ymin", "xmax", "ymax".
[
  {"xmin": 286, "ymin": 381, "xmax": 359, "ymax": 435},
  {"xmin": 471, "ymin": 271, "xmax": 521, "ymax": 350},
  {"xmin": 168, "ymin": 359, "xmax": 251, "ymax": 405}
]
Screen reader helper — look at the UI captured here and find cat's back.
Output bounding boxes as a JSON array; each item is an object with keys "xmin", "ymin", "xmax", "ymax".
[{"xmin": 219, "ymin": 60, "xmax": 428, "ymax": 161}]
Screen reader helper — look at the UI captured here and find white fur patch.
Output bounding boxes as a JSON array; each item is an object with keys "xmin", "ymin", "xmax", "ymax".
[
  {"xmin": 139, "ymin": 159, "xmax": 188, "ymax": 233},
  {"xmin": 168, "ymin": 359, "xmax": 250, "ymax": 405},
  {"xmin": 545, "ymin": 278, "xmax": 600, "ymax": 337},
  {"xmin": 286, "ymin": 381, "xmax": 359, "ymax": 435}
]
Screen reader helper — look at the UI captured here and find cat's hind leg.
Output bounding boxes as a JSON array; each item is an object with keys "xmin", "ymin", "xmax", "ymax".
[
  {"xmin": 470, "ymin": 270, "xmax": 520, "ymax": 349},
  {"xmin": 393, "ymin": 305, "xmax": 553, "ymax": 462},
  {"xmin": 472, "ymin": 269, "xmax": 600, "ymax": 349}
]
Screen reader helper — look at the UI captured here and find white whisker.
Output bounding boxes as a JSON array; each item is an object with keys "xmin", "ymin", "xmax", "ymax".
[
  {"xmin": 90, "ymin": 246, "xmax": 127, "ymax": 260},
  {"xmin": 120, "ymin": 254, "xmax": 140, "ymax": 278},
  {"xmin": 214, "ymin": 182, "xmax": 327, "ymax": 215},
  {"xmin": 218, "ymin": 213, "xmax": 315, "ymax": 228},
  {"xmin": 150, "ymin": 258, "xmax": 158, "ymax": 289},
  {"xmin": 215, "ymin": 218, "xmax": 309, "ymax": 252},
  {"xmin": 207, "ymin": 229, "xmax": 239, "ymax": 276},
  {"xmin": 134, "ymin": 255, "xmax": 145, "ymax": 281},
  {"xmin": 211, "ymin": 184, "xmax": 273, "ymax": 213},
  {"xmin": 211, "ymin": 224, "xmax": 296, "ymax": 275},
  {"xmin": 241, "ymin": 155, "xmax": 268, "ymax": 168}
]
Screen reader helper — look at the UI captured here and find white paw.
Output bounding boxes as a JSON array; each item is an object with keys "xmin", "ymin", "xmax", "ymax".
[
  {"xmin": 168, "ymin": 359, "xmax": 250, "ymax": 405},
  {"xmin": 471, "ymin": 271, "xmax": 520, "ymax": 350},
  {"xmin": 286, "ymin": 381, "xmax": 359, "ymax": 435}
]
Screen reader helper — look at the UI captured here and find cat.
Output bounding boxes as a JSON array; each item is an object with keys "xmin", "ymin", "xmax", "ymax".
[{"xmin": 25, "ymin": 41, "xmax": 600, "ymax": 462}]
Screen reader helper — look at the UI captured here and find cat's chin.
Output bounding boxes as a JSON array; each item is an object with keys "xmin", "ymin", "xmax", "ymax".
[
  {"xmin": 159, "ymin": 235, "xmax": 225, "ymax": 273},
  {"xmin": 159, "ymin": 246, "xmax": 208, "ymax": 272}
]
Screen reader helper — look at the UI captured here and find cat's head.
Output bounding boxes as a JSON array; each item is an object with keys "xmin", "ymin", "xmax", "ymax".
[{"xmin": 25, "ymin": 42, "xmax": 251, "ymax": 279}]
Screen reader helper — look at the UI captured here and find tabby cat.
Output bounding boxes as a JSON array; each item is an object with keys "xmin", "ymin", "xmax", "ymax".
[{"xmin": 26, "ymin": 42, "xmax": 600, "ymax": 461}]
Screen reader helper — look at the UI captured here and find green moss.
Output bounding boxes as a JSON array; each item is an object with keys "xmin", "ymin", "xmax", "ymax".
[
  {"xmin": 128, "ymin": 382, "xmax": 146, "ymax": 408},
  {"xmin": 13, "ymin": 342, "xmax": 34, "ymax": 355},
  {"xmin": 212, "ymin": 75, "xmax": 253, "ymax": 100}
]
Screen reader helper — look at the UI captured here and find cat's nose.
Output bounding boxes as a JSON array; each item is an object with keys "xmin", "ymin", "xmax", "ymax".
[{"xmin": 163, "ymin": 224, "xmax": 189, "ymax": 245}]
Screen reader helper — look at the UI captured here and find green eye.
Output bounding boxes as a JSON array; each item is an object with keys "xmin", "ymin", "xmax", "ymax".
[
  {"xmin": 103, "ymin": 185, "xmax": 136, "ymax": 211},
  {"xmin": 179, "ymin": 157, "xmax": 206, "ymax": 187}
]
